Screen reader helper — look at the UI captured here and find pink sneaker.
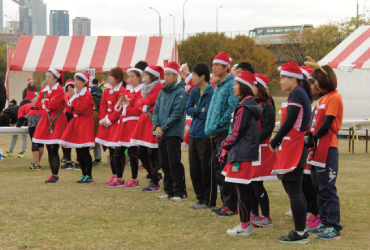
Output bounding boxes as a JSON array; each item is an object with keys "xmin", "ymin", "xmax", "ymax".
[
  {"xmin": 107, "ymin": 178, "xmax": 125, "ymax": 187},
  {"xmin": 106, "ymin": 175, "xmax": 116, "ymax": 184},
  {"xmin": 123, "ymin": 179, "xmax": 139, "ymax": 188},
  {"xmin": 306, "ymin": 212, "xmax": 315, "ymax": 223},
  {"xmin": 250, "ymin": 214, "xmax": 259, "ymax": 224},
  {"xmin": 307, "ymin": 215, "xmax": 321, "ymax": 228}
]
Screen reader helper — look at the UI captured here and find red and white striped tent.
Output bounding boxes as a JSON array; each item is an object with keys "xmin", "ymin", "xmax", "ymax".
[
  {"xmin": 319, "ymin": 25, "xmax": 370, "ymax": 121},
  {"xmin": 8, "ymin": 35, "xmax": 179, "ymax": 101}
]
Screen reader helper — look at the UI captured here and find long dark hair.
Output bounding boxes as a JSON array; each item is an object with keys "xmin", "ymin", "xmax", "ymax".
[
  {"xmin": 298, "ymin": 78, "xmax": 313, "ymax": 102},
  {"xmin": 47, "ymin": 70, "xmax": 62, "ymax": 85},
  {"xmin": 235, "ymin": 80, "xmax": 253, "ymax": 100},
  {"xmin": 254, "ymin": 82, "xmax": 270, "ymax": 103}
]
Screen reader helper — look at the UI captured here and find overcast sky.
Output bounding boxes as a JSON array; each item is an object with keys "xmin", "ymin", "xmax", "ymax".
[{"xmin": 3, "ymin": 0, "xmax": 369, "ymax": 37}]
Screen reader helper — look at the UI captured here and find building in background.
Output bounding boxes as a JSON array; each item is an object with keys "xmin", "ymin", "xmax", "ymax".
[
  {"xmin": 0, "ymin": 0, "xmax": 3, "ymax": 31},
  {"xmin": 4, "ymin": 21, "xmax": 20, "ymax": 33},
  {"xmin": 49, "ymin": 10, "xmax": 69, "ymax": 36},
  {"xmin": 17, "ymin": 0, "xmax": 47, "ymax": 35},
  {"xmin": 72, "ymin": 17, "xmax": 91, "ymax": 36}
]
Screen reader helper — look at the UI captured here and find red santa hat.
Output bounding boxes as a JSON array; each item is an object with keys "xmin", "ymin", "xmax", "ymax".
[
  {"xmin": 99, "ymin": 80, "xmax": 104, "ymax": 84},
  {"xmin": 127, "ymin": 66, "xmax": 143, "ymax": 75},
  {"xmin": 164, "ymin": 62, "xmax": 180, "ymax": 74},
  {"xmin": 254, "ymin": 73, "xmax": 269, "ymax": 89},
  {"xmin": 277, "ymin": 61, "xmax": 303, "ymax": 80},
  {"xmin": 145, "ymin": 65, "xmax": 164, "ymax": 80},
  {"xmin": 65, "ymin": 78, "xmax": 74, "ymax": 88},
  {"xmin": 300, "ymin": 66, "xmax": 314, "ymax": 79},
  {"xmin": 213, "ymin": 52, "xmax": 231, "ymax": 66},
  {"xmin": 235, "ymin": 71, "xmax": 256, "ymax": 89},
  {"xmin": 27, "ymin": 78, "xmax": 34, "ymax": 83},
  {"xmin": 75, "ymin": 72, "xmax": 91, "ymax": 88},
  {"xmin": 48, "ymin": 68, "xmax": 64, "ymax": 85}
]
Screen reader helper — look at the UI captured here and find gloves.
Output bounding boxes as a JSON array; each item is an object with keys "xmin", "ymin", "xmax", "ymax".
[
  {"xmin": 217, "ymin": 147, "xmax": 228, "ymax": 164},
  {"xmin": 313, "ymin": 135, "xmax": 319, "ymax": 149}
]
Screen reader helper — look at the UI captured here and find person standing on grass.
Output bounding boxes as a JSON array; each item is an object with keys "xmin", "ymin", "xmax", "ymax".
[
  {"xmin": 270, "ymin": 61, "xmax": 312, "ymax": 244},
  {"xmin": 219, "ymin": 71, "xmax": 262, "ymax": 236},
  {"xmin": 205, "ymin": 52, "xmax": 238, "ymax": 217},
  {"xmin": 307, "ymin": 65, "xmax": 343, "ymax": 240},
  {"xmin": 186, "ymin": 62, "xmax": 216, "ymax": 209},
  {"xmin": 59, "ymin": 72, "xmax": 95, "ymax": 183},
  {"xmin": 153, "ymin": 62, "xmax": 188, "ymax": 202},
  {"xmin": 32, "ymin": 68, "xmax": 68, "ymax": 184}
]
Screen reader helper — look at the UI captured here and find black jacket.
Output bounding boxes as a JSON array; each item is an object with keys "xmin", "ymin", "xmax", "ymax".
[
  {"xmin": 222, "ymin": 96, "xmax": 263, "ymax": 163},
  {"xmin": 0, "ymin": 79, "xmax": 6, "ymax": 112},
  {"xmin": 3, "ymin": 105, "xmax": 19, "ymax": 124},
  {"xmin": 255, "ymin": 99, "xmax": 276, "ymax": 144}
]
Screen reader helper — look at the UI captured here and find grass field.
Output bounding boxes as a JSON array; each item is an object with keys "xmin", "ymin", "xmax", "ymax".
[{"xmin": 0, "ymin": 98, "xmax": 369, "ymax": 249}]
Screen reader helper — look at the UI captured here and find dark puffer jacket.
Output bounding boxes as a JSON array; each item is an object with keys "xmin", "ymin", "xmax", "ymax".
[{"xmin": 221, "ymin": 96, "xmax": 263, "ymax": 163}]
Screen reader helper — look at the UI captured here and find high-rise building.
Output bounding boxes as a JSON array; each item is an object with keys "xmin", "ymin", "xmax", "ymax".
[
  {"xmin": 49, "ymin": 10, "xmax": 69, "ymax": 36},
  {"xmin": 72, "ymin": 17, "xmax": 91, "ymax": 36},
  {"xmin": 19, "ymin": 0, "xmax": 47, "ymax": 35},
  {"xmin": 0, "ymin": 0, "xmax": 3, "ymax": 31}
]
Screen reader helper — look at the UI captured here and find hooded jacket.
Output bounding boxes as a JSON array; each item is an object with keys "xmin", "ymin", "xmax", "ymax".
[
  {"xmin": 153, "ymin": 81, "xmax": 188, "ymax": 140},
  {"xmin": 221, "ymin": 96, "xmax": 263, "ymax": 163}
]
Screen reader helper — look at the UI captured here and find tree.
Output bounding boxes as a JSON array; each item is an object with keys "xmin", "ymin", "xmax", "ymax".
[{"xmin": 0, "ymin": 40, "xmax": 10, "ymax": 81}]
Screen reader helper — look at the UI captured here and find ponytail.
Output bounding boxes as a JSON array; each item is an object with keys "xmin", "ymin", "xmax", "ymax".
[{"xmin": 298, "ymin": 78, "xmax": 313, "ymax": 103}]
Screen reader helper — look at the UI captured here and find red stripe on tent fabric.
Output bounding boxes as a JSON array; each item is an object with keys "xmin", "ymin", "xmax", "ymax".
[
  {"xmin": 90, "ymin": 36, "xmax": 111, "ymax": 71},
  {"xmin": 36, "ymin": 36, "xmax": 59, "ymax": 72},
  {"xmin": 9, "ymin": 36, "xmax": 33, "ymax": 71},
  {"xmin": 145, "ymin": 37, "xmax": 163, "ymax": 65},
  {"xmin": 63, "ymin": 36, "xmax": 85, "ymax": 72},
  {"xmin": 117, "ymin": 36, "xmax": 137, "ymax": 69},
  {"xmin": 328, "ymin": 27, "xmax": 370, "ymax": 68},
  {"xmin": 352, "ymin": 47, "xmax": 370, "ymax": 68}
]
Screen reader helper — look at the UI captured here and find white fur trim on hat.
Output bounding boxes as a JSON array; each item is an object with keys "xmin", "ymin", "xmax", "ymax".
[
  {"xmin": 127, "ymin": 68, "xmax": 143, "ymax": 75},
  {"xmin": 145, "ymin": 67, "xmax": 160, "ymax": 78},
  {"xmin": 212, "ymin": 59, "xmax": 230, "ymax": 66},
  {"xmin": 301, "ymin": 68, "xmax": 310, "ymax": 78},
  {"xmin": 48, "ymin": 68, "xmax": 61, "ymax": 78},
  {"xmin": 235, "ymin": 76, "xmax": 253, "ymax": 89},
  {"xmin": 280, "ymin": 70, "xmax": 304, "ymax": 80},
  {"xmin": 256, "ymin": 77, "xmax": 267, "ymax": 88},
  {"xmin": 75, "ymin": 72, "xmax": 89, "ymax": 82},
  {"xmin": 164, "ymin": 67, "xmax": 179, "ymax": 74}
]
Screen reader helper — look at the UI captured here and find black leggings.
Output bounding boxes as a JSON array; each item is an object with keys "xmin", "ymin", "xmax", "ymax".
[
  {"xmin": 62, "ymin": 147, "xmax": 72, "ymax": 161},
  {"xmin": 282, "ymin": 180, "xmax": 307, "ymax": 231},
  {"xmin": 236, "ymin": 183, "xmax": 254, "ymax": 223},
  {"xmin": 46, "ymin": 144, "xmax": 60, "ymax": 176},
  {"xmin": 76, "ymin": 147, "xmax": 92, "ymax": 177},
  {"xmin": 137, "ymin": 146, "xmax": 159, "ymax": 185},
  {"xmin": 28, "ymin": 127, "xmax": 44, "ymax": 152},
  {"xmin": 250, "ymin": 181, "xmax": 270, "ymax": 218},
  {"xmin": 113, "ymin": 147, "xmax": 139, "ymax": 179},
  {"xmin": 303, "ymin": 174, "xmax": 319, "ymax": 215}
]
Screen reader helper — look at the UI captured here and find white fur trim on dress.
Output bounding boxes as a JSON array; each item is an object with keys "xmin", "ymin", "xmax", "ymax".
[
  {"xmin": 99, "ymin": 118, "xmax": 106, "ymax": 125},
  {"xmin": 105, "ymin": 115, "xmax": 112, "ymax": 125},
  {"xmin": 122, "ymin": 104, "xmax": 128, "ymax": 116},
  {"xmin": 58, "ymin": 140, "xmax": 95, "ymax": 149},
  {"xmin": 122, "ymin": 116, "xmax": 139, "ymax": 123},
  {"xmin": 142, "ymin": 105, "xmax": 148, "ymax": 113},
  {"xmin": 271, "ymin": 166, "xmax": 297, "ymax": 175},
  {"xmin": 67, "ymin": 94, "xmax": 79, "ymax": 107},
  {"xmin": 307, "ymin": 160, "xmax": 326, "ymax": 168},
  {"xmin": 42, "ymin": 83, "xmax": 59, "ymax": 92},
  {"xmin": 129, "ymin": 139, "xmax": 158, "ymax": 148},
  {"xmin": 114, "ymin": 103, "xmax": 123, "ymax": 112},
  {"xmin": 32, "ymin": 138, "xmax": 60, "ymax": 145},
  {"xmin": 95, "ymin": 138, "xmax": 110, "ymax": 147}
]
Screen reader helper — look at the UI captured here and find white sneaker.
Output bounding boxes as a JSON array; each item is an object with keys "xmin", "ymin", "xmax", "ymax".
[
  {"xmin": 158, "ymin": 194, "xmax": 172, "ymax": 200},
  {"xmin": 227, "ymin": 224, "xmax": 253, "ymax": 236},
  {"xmin": 285, "ymin": 210, "xmax": 293, "ymax": 217},
  {"xmin": 171, "ymin": 195, "xmax": 187, "ymax": 202}
]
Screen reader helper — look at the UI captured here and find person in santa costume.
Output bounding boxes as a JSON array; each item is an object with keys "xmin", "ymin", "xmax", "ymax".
[
  {"xmin": 22, "ymin": 78, "xmax": 38, "ymax": 102},
  {"xmin": 306, "ymin": 65, "xmax": 343, "ymax": 240},
  {"xmin": 130, "ymin": 65, "xmax": 163, "ymax": 192},
  {"xmin": 269, "ymin": 61, "xmax": 312, "ymax": 243},
  {"xmin": 218, "ymin": 70, "xmax": 262, "ymax": 236},
  {"xmin": 32, "ymin": 68, "xmax": 68, "ymax": 183},
  {"xmin": 59, "ymin": 72, "xmax": 95, "ymax": 183},
  {"xmin": 108, "ymin": 66, "xmax": 143, "ymax": 188},
  {"xmin": 95, "ymin": 67, "xmax": 126, "ymax": 185}
]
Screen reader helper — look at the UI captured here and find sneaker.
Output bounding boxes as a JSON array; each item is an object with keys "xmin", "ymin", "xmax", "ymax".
[
  {"xmin": 307, "ymin": 223, "xmax": 327, "ymax": 234},
  {"xmin": 138, "ymin": 165, "xmax": 144, "ymax": 171},
  {"xmin": 74, "ymin": 163, "xmax": 81, "ymax": 170},
  {"xmin": 142, "ymin": 182, "xmax": 161, "ymax": 192},
  {"xmin": 17, "ymin": 152, "xmax": 25, "ymax": 158},
  {"xmin": 190, "ymin": 202, "xmax": 203, "ymax": 209},
  {"xmin": 123, "ymin": 179, "xmax": 139, "ymax": 188},
  {"xmin": 61, "ymin": 162, "xmax": 73, "ymax": 170},
  {"xmin": 44, "ymin": 175, "xmax": 59, "ymax": 183},
  {"xmin": 171, "ymin": 195, "xmax": 187, "ymax": 202},
  {"xmin": 306, "ymin": 212, "xmax": 315, "ymax": 224},
  {"xmin": 92, "ymin": 161, "xmax": 102, "ymax": 167},
  {"xmin": 253, "ymin": 216, "xmax": 273, "ymax": 228},
  {"xmin": 279, "ymin": 230, "xmax": 310, "ymax": 244},
  {"xmin": 216, "ymin": 207, "xmax": 238, "ymax": 217},
  {"xmin": 158, "ymin": 173, "xmax": 163, "ymax": 184},
  {"xmin": 82, "ymin": 176, "xmax": 94, "ymax": 183},
  {"xmin": 30, "ymin": 164, "xmax": 42, "ymax": 171},
  {"xmin": 316, "ymin": 227, "xmax": 341, "ymax": 240},
  {"xmin": 107, "ymin": 178, "xmax": 125, "ymax": 187},
  {"xmin": 211, "ymin": 205, "xmax": 225, "ymax": 213},
  {"xmin": 29, "ymin": 163, "xmax": 35, "ymax": 170},
  {"xmin": 307, "ymin": 215, "xmax": 321, "ymax": 229},
  {"xmin": 227, "ymin": 224, "xmax": 253, "ymax": 236},
  {"xmin": 285, "ymin": 210, "xmax": 293, "ymax": 217},
  {"xmin": 106, "ymin": 175, "xmax": 116, "ymax": 184},
  {"xmin": 158, "ymin": 193, "xmax": 173, "ymax": 200},
  {"xmin": 76, "ymin": 175, "xmax": 86, "ymax": 183},
  {"xmin": 3, "ymin": 151, "xmax": 14, "ymax": 158},
  {"xmin": 61, "ymin": 157, "xmax": 67, "ymax": 164},
  {"xmin": 250, "ymin": 214, "xmax": 259, "ymax": 223}
]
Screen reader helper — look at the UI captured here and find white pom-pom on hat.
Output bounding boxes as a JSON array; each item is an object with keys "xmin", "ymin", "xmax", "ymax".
[{"xmin": 277, "ymin": 66, "xmax": 282, "ymax": 71}]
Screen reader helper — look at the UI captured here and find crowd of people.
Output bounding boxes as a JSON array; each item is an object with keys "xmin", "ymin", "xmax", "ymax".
[{"xmin": 0, "ymin": 52, "xmax": 343, "ymax": 244}]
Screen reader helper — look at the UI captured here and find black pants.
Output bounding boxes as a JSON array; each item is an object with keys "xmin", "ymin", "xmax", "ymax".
[
  {"xmin": 76, "ymin": 147, "xmax": 92, "ymax": 177},
  {"xmin": 303, "ymin": 174, "xmax": 318, "ymax": 215},
  {"xmin": 62, "ymin": 147, "xmax": 72, "ymax": 161},
  {"xmin": 236, "ymin": 183, "xmax": 254, "ymax": 223},
  {"xmin": 113, "ymin": 146, "xmax": 139, "ymax": 179},
  {"xmin": 46, "ymin": 144, "xmax": 60, "ymax": 176},
  {"xmin": 211, "ymin": 130, "xmax": 237, "ymax": 211},
  {"xmin": 109, "ymin": 147, "xmax": 116, "ymax": 175},
  {"xmin": 28, "ymin": 127, "xmax": 43, "ymax": 152},
  {"xmin": 189, "ymin": 137, "xmax": 216, "ymax": 206},
  {"xmin": 138, "ymin": 146, "xmax": 159, "ymax": 185},
  {"xmin": 250, "ymin": 181, "xmax": 270, "ymax": 218},
  {"xmin": 159, "ymin": 136, "xmax": 186, "ymax": 197},
  {"xmin": 311, "ymin": 147, "xmax": 342, "ymax": 231}
]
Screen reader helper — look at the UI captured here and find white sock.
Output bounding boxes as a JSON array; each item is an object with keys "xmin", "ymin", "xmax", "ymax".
[{"xmin": 297, "ymin": 230, "xmax": 306, "ymax": 236}]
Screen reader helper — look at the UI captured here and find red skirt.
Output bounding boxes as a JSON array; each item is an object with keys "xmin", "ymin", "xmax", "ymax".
[
  {"xmin": 181, "ymin": 130, "xmax": 190, "ymax": 148},
  {"xmin": 109, "ymin": 117, "xmax": 139, "ymax": 148},
  {"xmin": 95, "ymin": 125, "xmax": 111, "ymax": 147},
  {"xmin": 251, "ymin": 143, "xmax": 278, "ymax": 181},
  {"xmin": 32, "ymin": 112, "xmax": 67, "ymax": 145},
  {"xmin": 130, "ymin": 113, "xmax": 158, "ymax": 148},
  {"xmin": 222, "ymin": 161, "xmax": 254, "ymax": 184},
  {"xmin": 59, "ymin": 115, "xmax": 95, "ymax": 148}
]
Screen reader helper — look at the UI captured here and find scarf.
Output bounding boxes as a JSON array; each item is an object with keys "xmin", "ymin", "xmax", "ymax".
[{"xmin": 141, "ymin": 79, "xmax": 161, "ymax": 98}]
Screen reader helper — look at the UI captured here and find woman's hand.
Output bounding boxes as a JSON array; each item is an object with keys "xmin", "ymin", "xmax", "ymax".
[
  {"xmin": 103, "ymin": 121, "xmax": 109, "ymax": 128},
  {"xmin": 269, "ymin": 144, "xmax": 279, "ymax": 155}
]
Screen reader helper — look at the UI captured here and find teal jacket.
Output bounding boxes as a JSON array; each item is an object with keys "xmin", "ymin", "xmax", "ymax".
[
  {"xmin": 153, "ymin": 81, "xmax": 188, "ymax": 140},
  {"xmin": 204, "ymin": 74, "xmax": 238, "ymax": 136}
]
